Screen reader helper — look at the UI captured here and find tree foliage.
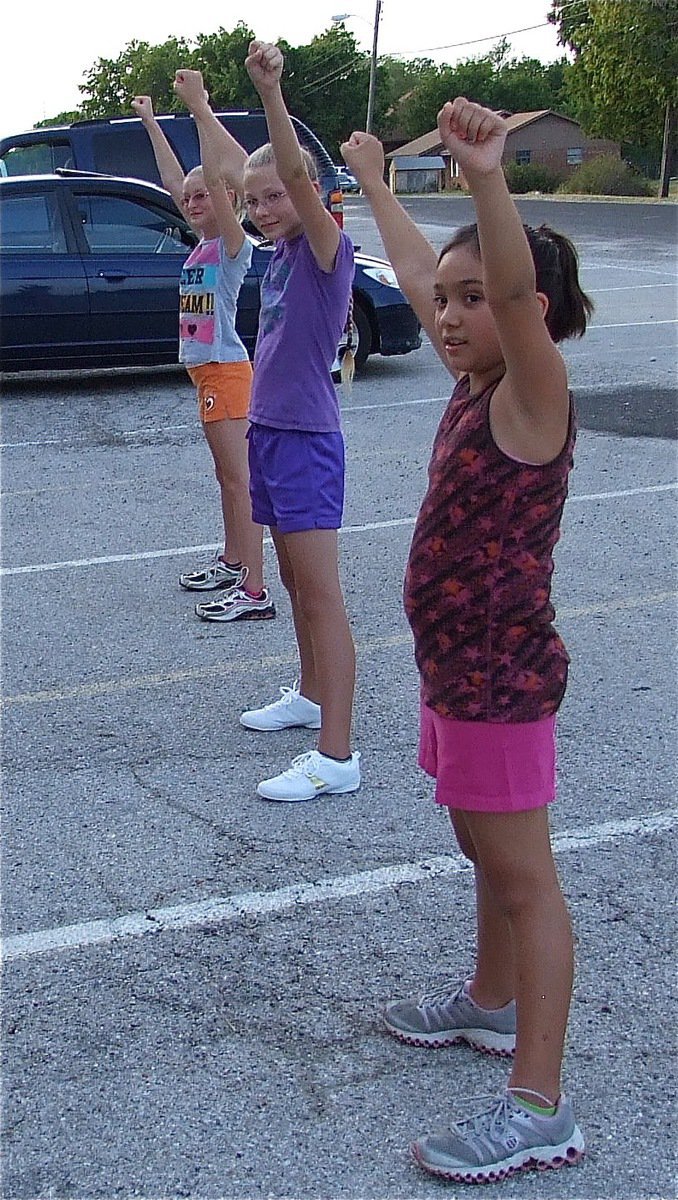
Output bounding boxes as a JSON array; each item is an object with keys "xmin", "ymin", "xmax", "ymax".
[
  {"xmin": 67, "ymin": 23, "xmax": 372, "ymax": 158},
  {"xmin": 32, "ymin": 21, "xmax": 579, "ymax": 160},
  {"xmin": 380, "ymin": 49, "xmax": 570, "ymax": 141},
  {"xmin": 79, "ymin": 36, "xmax": 194, "ymax": 117},
  {"xmin": 273, "ymin": 27, "xmax": 373, "ymax": 156},
  {"xmin": 549, "ymin": 0, "xmax": 678, "ymax": 148}
]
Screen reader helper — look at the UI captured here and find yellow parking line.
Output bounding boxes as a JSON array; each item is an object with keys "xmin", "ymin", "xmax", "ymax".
[{"xmin": 2, "ymin": 593, "xmax": 674, "ymax": 709}]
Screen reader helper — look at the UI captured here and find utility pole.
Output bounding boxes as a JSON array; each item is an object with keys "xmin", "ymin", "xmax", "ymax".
[
  {"xmin": 658, "ymin": 98, "xmax": 675, "ymax": 200},
  {"xmin": 365, "ymin": 0, "xmax": 382, "ymax": 135}
]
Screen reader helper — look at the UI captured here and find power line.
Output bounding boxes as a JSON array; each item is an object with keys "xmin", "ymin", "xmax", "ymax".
[
  {"xmin": 389, "ymin": 0, "xmax": 593, "ymax": 58},
  {"xmin": 300, "ymin": 58, "xmax": 364, "ymax": 96},
  {"xmin": 394, "ymin": 22, "xmax": 553, "ymax": 57}
]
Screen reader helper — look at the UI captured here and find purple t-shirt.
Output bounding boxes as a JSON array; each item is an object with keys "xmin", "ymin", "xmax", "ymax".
[{"xmin": 249, "ymin": 230, "xmax": 354, "ymax": 433}]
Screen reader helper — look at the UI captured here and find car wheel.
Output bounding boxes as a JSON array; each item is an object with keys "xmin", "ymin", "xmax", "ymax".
[{"xmin": 333, "ymin": 296, "xmax": 372, "ymax": 376}]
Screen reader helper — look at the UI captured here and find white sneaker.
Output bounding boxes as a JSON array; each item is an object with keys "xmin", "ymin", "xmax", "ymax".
[
  {"xmin": 195, "ymin": 587, "xmax": 276, "ymax": 623},
  {"xmin": 179, "ymin": 553, "xmax": 245, "ymax": 591},
  {"xmin": 257, "ymin": 750, "xmax": 361, "ymax": 802},
  {"xmin": 240, "ymin": 682, "xmax": 321, "ymax": 731}
]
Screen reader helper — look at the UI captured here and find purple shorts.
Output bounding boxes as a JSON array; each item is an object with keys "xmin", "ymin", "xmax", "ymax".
[
  {"xmin": 247, "ymin": 423, "xmax": 345, "ymax": 533},
  {"xmin": 419, "ymin": 700, "xmax": 557, "ymax": 813}
]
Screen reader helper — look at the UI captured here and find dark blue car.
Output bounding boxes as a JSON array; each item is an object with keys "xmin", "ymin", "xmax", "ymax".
[{"xmin": 0, "ymin": 172, "xmax": 421, "ymax": 373}]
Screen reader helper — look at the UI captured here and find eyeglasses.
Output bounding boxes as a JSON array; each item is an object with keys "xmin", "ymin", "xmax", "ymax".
[
  {"xmin": 243, "ymin": 190, "xmax": 288, "ymax": 213},
  {"xmin": 181, "ymin": 190, "xmax": 209, "ymax": 207}
]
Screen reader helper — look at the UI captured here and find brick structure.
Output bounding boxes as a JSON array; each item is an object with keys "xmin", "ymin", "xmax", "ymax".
[{"xmin": 387, "ymin": 110, "xmax": 620, "ymax": 191}]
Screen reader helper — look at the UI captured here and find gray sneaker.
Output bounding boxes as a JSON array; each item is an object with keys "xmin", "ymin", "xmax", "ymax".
[
  {"xmin": 412, "ymin": 1088, "xmax": 585, "ymax": 1184},
  {"xmin": 383, "ymin": 979, "xmax": 516, "ymax": 1056}
]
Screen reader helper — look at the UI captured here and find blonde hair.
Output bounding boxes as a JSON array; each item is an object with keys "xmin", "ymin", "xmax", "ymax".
[
  {"xmin": 340, "ymin": 295, "xmax": 355, "ymax": 392},
  {"xmin": 184, "ymin": 165, "xmax": 204, "ymax": 185},
  {"xmin": 244, "ymin": 142, "xmax": 319, "ymax": 182}
]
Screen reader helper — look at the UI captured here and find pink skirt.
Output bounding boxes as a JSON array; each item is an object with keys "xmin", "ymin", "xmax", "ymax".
[{"xmin": 419, "ymin": 700, "xmax": 557, "ymax": 813}]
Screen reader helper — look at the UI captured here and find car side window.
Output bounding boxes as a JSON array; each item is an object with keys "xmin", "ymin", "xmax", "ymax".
[
  {"xmin": 76, "ymin": 194, "xmax": 191, "ymax": 254},
  {"xmin": 0, "ymin": 142, "xmax": 71, "ymax": 176},
  {"xmin": 0, "ymin": 193, "xmax": 67, "ymax": 254}
]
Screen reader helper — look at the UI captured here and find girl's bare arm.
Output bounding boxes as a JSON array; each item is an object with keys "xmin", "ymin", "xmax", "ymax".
[
  {"xmin": 173, "ymin": 70, "xmax": 246, "ymax": 257},
  {"xmin": 341, "ymin": 132, "xmax": 448, "ymax": 370},
  {"xmin": 438, "ymin": 99, "xmax": 568, "ymax": 459},
  {"xmin": 246, "ymin": 42, "xmax": 340, "ymax": 273},
  {"xmin": 131, "ymin": 96, "xmax": 185, "ymax": 211}
]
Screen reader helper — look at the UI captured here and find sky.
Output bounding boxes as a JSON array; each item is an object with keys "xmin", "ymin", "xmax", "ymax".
[{"xmin": 0, "ymin": 0, "xmax": 566, "ymax": 139}]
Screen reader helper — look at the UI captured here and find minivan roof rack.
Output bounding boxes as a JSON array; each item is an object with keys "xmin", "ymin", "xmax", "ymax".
[
  {"xmin": 70, "ymin": 110, "xmax": 268, "ymax": 128},
  {"xmin": 55, "ymin": 167, "xmax": 116, "ymax": 178}
]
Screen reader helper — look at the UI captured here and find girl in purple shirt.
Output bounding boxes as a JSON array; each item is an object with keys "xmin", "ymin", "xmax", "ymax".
[{"xmin": 195, "ymin": 43, "xmax": 360, "ymax": 804}]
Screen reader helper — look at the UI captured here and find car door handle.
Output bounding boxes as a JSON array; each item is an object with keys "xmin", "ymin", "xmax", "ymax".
[{"xmin": 97, "ymin": 270, "xmax": 128, "ymax": 281}]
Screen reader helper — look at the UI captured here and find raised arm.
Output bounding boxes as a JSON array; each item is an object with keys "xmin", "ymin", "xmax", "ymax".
[
  {"xmin": 173, "ymin": 69, "xmax": 246, "ymax": 257},
  {"xmin": 131, "ymin": 96, "xmax": 185, "ymax": 211},
  {"xmin": 245, "ymin": 41, "xmax": 340, "ymax": 274},
  {"xmin": 437, "ymin": 99, "xmax": 568, "ymax": 439},
  {"xmin": 173, "ymin": 68, "xmax": 247, "ymax": 198},
  {"xmin": 340, "ymin": 132, "xmax": 447, "ymax": 370}
]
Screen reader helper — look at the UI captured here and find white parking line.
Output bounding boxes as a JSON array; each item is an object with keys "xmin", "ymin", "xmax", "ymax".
[
  {"xmin": 2, "ymin": 810, "xmax": 674, "ymax": 962},
  {"xmin": 590, "ymin": 283, "xmax": 677, "ymax": 292},
  {"xmin": 585, "ymin": 319, "xmax": 677, "ymax": 330},
  {"xmin": 1, "ymin": 483, "xmax": 676, "ymax": 577}
]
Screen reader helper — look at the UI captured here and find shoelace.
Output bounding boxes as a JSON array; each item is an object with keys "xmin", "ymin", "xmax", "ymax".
[
  {"xmin": 280, "ymin": 751, "xmax": 320, "ymax": 778},
  {"xmin": 215, "ymin": 588, "xmax": 249, "ymax": 605},
  {"xmin": 260, "ymin": 683, "xmax": 299, "ymax": 711},
  {"xmin": 420, "ymin": 980, "xmax": 466, "ymax": 1006},
  {"xmin": 256, "ymin": 681, "xmax": 301, "ymax": 705},
  {"xmin": 448, "ymin": 1093, "xmax": 515, "ymax": 1143},
  {"xmin": 203, "ymin": 578, "xmax": 258, "ymax": 609},
  {"xmin": 452, "ymin": 1088, "xmax": 555, "ymax": 1140}
]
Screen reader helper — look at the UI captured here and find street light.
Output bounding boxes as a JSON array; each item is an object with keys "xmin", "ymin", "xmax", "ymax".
[{"xmin": 332, "ymin": 1, "xmax": 383, "ymax": 135}]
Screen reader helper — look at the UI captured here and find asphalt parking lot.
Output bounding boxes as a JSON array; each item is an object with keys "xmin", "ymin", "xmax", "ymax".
[{"xmin": 1, "ymin": 196, "xmax": 677, "ymax": 1199}]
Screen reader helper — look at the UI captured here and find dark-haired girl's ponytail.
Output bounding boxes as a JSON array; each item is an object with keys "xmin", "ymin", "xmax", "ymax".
[{"xmin": 535, "ymin": 224, "xmax": 594, "ymax": 342}]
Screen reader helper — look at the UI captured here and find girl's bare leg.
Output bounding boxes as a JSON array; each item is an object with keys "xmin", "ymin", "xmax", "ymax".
[
  {"xmin": 270, "ymin": 529, "xmax": 318, "ymax": 701},
  {"xmin": 461, "ymin": 806, "xmax": 574, "ymax": 1102},
  {"xmin": 273, "ymin": 528, "xmax": 354, "ymax": 759},
  {"xmin": 203, "ymin": 418, "xmax": 264, "ymax": 593},
  {"xmin": 450, "ymin": 810, "xmax": 515, "ymax": 1009}
]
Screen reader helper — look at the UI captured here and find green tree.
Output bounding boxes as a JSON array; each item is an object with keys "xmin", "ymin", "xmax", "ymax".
[
  {"xmin": 35, "ymin": 110, "xmax": 81, "ymax": 128},
  {"xmin": 79, "ymin": 37, "xmax": 193, "ymax": 117},
  {"xmin": 398, "ymin": 57, "xmax": 497, "ymax": 139},
  {"xmin": 277, "ymin": 26, "xmax": 372, "ymax": 158},
  {"xmin": 71, "ymin": 22, "xmax": 367, "ymax": 159},
  {"xmin": 550, "ymin": 0, "xmax": 678, "ymax": 194},
  {"xmin": 495, "ymin": 56, "xmax": 570, "ymax": 116},
  {"xmin": 191, "ymin": 24, "xmax": 258, "ymax": 109},
  {"xmin": 394, "ymin": 49, "xmax": 571, "ymax": 140}
]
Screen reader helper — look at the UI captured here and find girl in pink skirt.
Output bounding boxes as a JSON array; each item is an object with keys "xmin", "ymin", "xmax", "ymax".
[{"xmin": 342, "ymin": 99, "xmax": 592, "ymax": 1185}]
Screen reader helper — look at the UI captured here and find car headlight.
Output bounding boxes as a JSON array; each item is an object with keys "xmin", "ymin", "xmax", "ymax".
[{"xmin": 362, "ymin": 265, "xmax": 400, "ymax": 288}]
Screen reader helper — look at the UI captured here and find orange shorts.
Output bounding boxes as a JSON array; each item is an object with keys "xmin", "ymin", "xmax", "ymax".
[{"xmin": 187, "ymin": 361, "xmax": 253, "ymax": 423}]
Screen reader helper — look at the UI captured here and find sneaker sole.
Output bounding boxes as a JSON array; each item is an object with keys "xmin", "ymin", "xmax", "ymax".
[
  {"xmin": 257, "ymin": 779, "xmax": 360, "ymax": 802},
  {"xmin": 411, "ymin": 1129, "xmax": 585, "ymax": 1184},
  {"xmin": 382, "ymin": 1015, "xmax": 515, "ymax": 1057},
  {"xmin": 195, "ymin": 607, "xmax": 277, "ymax": 622},
  {"xmin": 239, "ymin": 716, "xmax": 323, "ymax": 731}
]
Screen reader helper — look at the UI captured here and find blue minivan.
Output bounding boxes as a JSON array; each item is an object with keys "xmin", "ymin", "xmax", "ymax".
[{"xmin": 0, "ymin": 112, "xmax": 345, "ymax": 226}]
